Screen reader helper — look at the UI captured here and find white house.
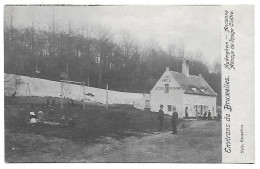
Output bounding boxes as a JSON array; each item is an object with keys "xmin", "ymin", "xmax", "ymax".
[{"xmin": 150, "ymin": 60, "xmax": 217, "ymax": 118}]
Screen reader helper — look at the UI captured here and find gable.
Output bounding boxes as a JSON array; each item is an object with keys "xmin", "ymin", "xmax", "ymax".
[{"xmin": 151, "ymin": 70, "xmax": 182, "ymax": 92}]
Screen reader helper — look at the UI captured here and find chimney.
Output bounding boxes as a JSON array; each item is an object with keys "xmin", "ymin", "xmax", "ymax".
[
  {"xmin": 166, "ymin": 67, "xmax": 169, "ymax": 71},
  {"xmin": 199, "ymin": 74, "xmax": 202, "ymax": 77},
  {"xmin": 182, "ymin": 60, "xmax": 189, "ymax": 77}
]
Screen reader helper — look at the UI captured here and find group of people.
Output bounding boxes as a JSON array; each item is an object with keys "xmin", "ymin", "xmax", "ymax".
[
  {"xmin": 29, "ymin": 106, "xmax": 55, "ymax": 124},
  {"xmin": 198, "ymin": 110, "xmax": 221, "ymax": 121},
  {"xmin": 29, "ymin": 110, "xmax": 44, "ymax": 124},
  {"xmin": 158, "ymin": 104, "xmax": 178, "ymax": 134},
  {"xmin": 157, "ymin": 105, "xmax": 222, "ymax": 134},
  {"xmin": 29, "ymin": 100, "xmax": 76, "ymax": 127},
  {"xmin": 199, "ymin": 110, "xmax": 212, "ymax": 120}
]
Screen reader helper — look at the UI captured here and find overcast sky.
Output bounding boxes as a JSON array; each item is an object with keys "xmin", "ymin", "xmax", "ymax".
[{"xmin": 5, "ymin": 5, "xmax": 221, "ymax": 67}]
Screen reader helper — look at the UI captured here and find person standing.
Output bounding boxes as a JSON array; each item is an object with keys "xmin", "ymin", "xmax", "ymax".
[
  {"xmin": 208, "ymin": 110, "xmax": 211, "ymax": 120},
  {"xmin": 30, "ymin": 111, "xmax": 37, "ymax": 124},
  {"xmin": 37, "ymin": 110, "xmax": 44, "ymax": 123},
  {"xmin": 158, "ymin": 104, "xmax": 164, "ymax": 132},
  {"xmin": 171, "ymin": 106, "xmax": 178, "ymax": 134},
  {"xmin": 217, "ymin": 111, "xmax": 221, "ymax": 121}
]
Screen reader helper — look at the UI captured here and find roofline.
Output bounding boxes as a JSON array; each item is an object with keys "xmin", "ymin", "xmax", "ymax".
[
  {"xmin": 198, "ymin": 75, "xmax": 217, "ymax": 95},
  {"xmin": 170, "ymin": 71, "xmax": 217, "ymax": 96},
  {"xmin": 184, "ymin": 92, "xmax": 217, "ymax": 97},
  {"xmin": 169, "ymin": 70, "xmax": 195, "ymax": 76}
]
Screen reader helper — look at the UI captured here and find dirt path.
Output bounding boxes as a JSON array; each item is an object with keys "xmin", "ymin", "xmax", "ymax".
[{"xmin": 73, "ymin": 120, "xmax": 221, "ymax": 163}]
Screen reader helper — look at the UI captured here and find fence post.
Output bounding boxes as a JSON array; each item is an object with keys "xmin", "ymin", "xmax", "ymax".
[
  {"xmin": 83, "ymin": 84, "xmax": 86, "ymax": 110},
  {"xmin": 26, "ymin": 82, "xmax": 31, "ymax": 104},
  {"xmin": 106, "ymin": 84, "xmax": 108, "ymax": 109},
  {"xmin": 61, "ymin": 82, "xmax": 64, "ymax": 109}
]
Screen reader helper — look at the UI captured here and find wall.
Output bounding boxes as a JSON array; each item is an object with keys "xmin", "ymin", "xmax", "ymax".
[
  {"xmin": 150, "ymin": 90, "xmax": 184, "ymax": 115},
  {"xmin": 133, "ymin": 94, "xmax": 151, "ymax": 110},
  {"xmin": 150, "ymin": 69, "xmax": 184, "ymax": 115},
  {"xmin": 4, "ymin": 73, "xmax": 144, "ymax": 105},
  {"xmin": 183, "ymin": 93, "xmax": 217, "ymax": 118}
]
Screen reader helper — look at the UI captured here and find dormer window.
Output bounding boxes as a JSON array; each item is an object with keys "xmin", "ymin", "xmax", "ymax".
[
  {"xmin": 199, "ymin": 87, "xmax": 207, "ymax": 93},
  {"xmin": 190, "ymin": 84, "xmax": 197, "ymax": 92}
]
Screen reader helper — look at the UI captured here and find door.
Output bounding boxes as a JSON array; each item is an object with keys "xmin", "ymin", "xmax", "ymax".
[{"xmin": 185, "ymin": 107, "xmax": 188, "ymax": 118}]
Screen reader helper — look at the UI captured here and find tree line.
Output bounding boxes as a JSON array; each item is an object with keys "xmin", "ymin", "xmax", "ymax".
[{"xmin": 4, "ymin": 15, "xmax": 221, "ymax": 105}]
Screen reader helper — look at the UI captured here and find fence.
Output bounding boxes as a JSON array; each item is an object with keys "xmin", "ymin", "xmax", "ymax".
[{"xmin": 4, "ymin": 73, "xmax": 146, "ymax": 107}]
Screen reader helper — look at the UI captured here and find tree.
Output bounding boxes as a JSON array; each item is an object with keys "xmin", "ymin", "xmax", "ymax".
[
  {"xmin": 95, "ymin": 27, "xmax": 113, "ymax": 88},
  {"xmin": 4, "ymin": 12, "xmax": 221, "ymax": 104}
]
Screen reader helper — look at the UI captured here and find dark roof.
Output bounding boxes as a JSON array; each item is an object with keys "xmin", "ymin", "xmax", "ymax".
[{"xmin": 170, "ymin": 71, "xmax": 217, "ymax": 96}]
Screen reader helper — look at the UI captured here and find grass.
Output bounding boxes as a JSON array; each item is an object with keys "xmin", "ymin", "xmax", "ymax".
[
  {"xmin": 5, "ymin": 131, "xmax": 86, "ymax": 162},
  {"xmin": 5, "ymin": 102, "xmax": 175, "ymax": 134},
  {"xmin": 5, "ymin": 102, "xmax": 174, "ymax": 162},
  {"xmin": 5, "ymin": 101, "xmax": 221, "ymax": 163}
]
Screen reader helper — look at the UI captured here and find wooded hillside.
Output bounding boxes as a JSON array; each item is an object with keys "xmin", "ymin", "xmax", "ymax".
[{"xmin": 4, "ymin": 16, "xmax": 221, "ymax": 105}]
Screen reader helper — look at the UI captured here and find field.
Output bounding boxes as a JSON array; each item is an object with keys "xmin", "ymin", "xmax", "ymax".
[{"xmin": 5, "ymin": 101, "xmax": 221, "ymax": 163}]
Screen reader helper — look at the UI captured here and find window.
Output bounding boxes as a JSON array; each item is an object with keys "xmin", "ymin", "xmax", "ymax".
[
  {"xmin": 200, "ymin": 88, "xmax": 206, "ymax": 93},
  {"xmin": 194, "ymin": 105, "xmax": 198, "ymax": 112},
  {"xmin": 168, "ymin": 105, "xmax": 172, "ymax": 111},
  {"xmin": 145, "ymin": 100, "xmax": 150, "ymax": 108},
  {"xmin": 165, "ymin": 84, "xmax": 169, "ymax": 93},
  {"xmin": 191, "ymin": 87, "xmax": 196, "ymax": 92}
]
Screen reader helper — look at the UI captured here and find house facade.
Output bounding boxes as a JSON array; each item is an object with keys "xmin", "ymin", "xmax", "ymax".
[{"xmin": 150, "ymin": 60, "xmax": 217, "ymax": 118}]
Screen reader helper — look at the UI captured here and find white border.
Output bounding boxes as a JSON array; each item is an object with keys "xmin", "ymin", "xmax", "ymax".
[{"xmin": 0, "ymin": 0, "xmax": 258, "ymax": 168}]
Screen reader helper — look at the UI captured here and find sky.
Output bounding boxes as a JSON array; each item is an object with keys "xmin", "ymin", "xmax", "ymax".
[{"xmin": 4, "ymin": 5, "xmax": 221, "ymax": 68}]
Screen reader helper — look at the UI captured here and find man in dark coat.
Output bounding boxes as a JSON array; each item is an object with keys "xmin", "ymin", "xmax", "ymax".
[
  {"xmin": 171, "ymin": 106, "xmax": 178, "ymax": 134},
  {"xmin": 158, "ymin": 104, "xmax": 164, "ymax": 132},
  {"xmin": 208, "ymin": 110, "xmax": 211, "ymax": 120}
]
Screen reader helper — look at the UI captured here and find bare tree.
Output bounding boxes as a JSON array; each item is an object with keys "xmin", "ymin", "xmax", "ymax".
[
  {"xmin": 95, "ymin": 26, "xmax": 113, "ymax": 88},
  {"xmin": 120, "ymin": 31, "xmax": 134, "ymax": 59}
]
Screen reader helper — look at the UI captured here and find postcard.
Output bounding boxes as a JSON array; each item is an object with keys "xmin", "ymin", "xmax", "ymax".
[{"xmin": 3, "ymin": 4, "xmax": 254, "ymax": 163}]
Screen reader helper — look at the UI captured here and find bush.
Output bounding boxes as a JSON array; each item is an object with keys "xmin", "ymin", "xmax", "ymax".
[{"xmin": 179, "ymin": 121, "xmax": 190, "ymax": 129}]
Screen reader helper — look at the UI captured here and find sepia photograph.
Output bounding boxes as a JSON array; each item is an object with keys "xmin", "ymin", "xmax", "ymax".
[{"xmin": 4, "ymin": 5, "xmax": 223, "ymax": 163}]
